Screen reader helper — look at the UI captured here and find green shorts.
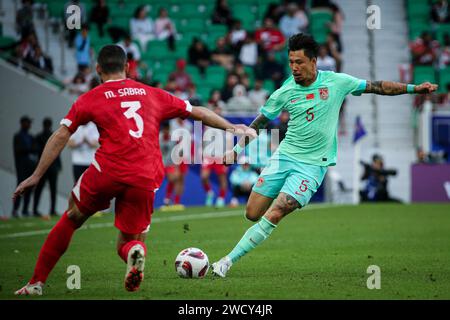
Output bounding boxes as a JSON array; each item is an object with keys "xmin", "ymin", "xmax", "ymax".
[{"xmin": 252, "ymin": 153, "xmax": 328, "ymax": 207}]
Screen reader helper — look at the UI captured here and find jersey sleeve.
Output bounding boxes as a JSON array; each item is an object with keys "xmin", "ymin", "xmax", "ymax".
[
  {"xmin": 259, "ymin": 88, "xmax": 285, "ymax": 120},
  {"xmin": 156, "ymin": 88, "xmax": 192, "ymax": 121},
  {"xmin": 60, "ymin": 98, "xmax": 92, "ymax": 134},
  {"xmin": 335, "ymin": 72, "xmax": 367, "ymax": 96}
]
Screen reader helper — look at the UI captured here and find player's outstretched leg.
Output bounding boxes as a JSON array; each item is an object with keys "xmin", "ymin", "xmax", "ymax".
[
  {"xmin": 15, "ymin": 196, "xmax": 88, "ymax": 296},
  {"xmin": 212, "ymin": 192, "xmax": 300, "ymax": 278},
  {"xmin": 117, "ymin": 232, "xmax": 147, "ymax": 292}
]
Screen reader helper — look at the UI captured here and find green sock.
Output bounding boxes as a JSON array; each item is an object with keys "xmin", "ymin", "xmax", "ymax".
[{"xmin": 227, "ymin": 217, "xmax": 277, "ymax": 264}]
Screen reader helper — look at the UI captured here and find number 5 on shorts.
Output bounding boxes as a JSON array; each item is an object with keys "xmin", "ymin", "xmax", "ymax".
[
  {"xmin": 121, "ymin": 101, "xmax": 144, "ymax": 138},
  {"xmin": 295, "ymin": 179, "xmax": 309, "ymax": 195}
]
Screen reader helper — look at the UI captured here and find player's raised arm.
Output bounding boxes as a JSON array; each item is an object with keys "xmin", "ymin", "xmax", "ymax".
[
  {"xmin": 189, "ymin": 106, "xmax": 256, "ymax": 137},
  {"xmin": 13, "ymin": 125, "xmax": 72, "ymax": 200},
  {"xmin": 364, "ymin": 81, "xmax": 438, "ymax": 95}
]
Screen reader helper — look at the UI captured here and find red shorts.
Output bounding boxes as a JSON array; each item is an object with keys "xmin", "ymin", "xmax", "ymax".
[
  {"xmin": 72, "ymin": 165, "xmax": 155, "ymax": 234},
  {"xmin": 165, "ymin": 162, "xmax": 189, "ymax": 175},
  {"xmin": 201, "ymin": 158, "xmax": 228, "ymax": 175}
]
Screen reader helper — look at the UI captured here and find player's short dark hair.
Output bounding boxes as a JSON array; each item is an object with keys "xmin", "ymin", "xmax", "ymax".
[
  {"xmin": 97, "ymin": 45, "xmax": 127, "ymax": 74},
  {"xmin": 288, "ymin": 33, "xmax": 319, "ymax": 60}
]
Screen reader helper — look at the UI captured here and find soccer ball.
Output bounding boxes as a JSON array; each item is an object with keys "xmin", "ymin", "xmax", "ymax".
[{"xmin": 175, "ymin": 247, "xmax": 209, "ymax": 278}]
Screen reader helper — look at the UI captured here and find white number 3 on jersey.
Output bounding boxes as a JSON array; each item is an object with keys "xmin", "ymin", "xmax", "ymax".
[{"xmin": 121, "ymin": 101, "xmax": 144, "ymax": 138}]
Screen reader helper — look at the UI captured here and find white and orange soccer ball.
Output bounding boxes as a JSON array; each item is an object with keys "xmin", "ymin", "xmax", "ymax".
[{"xmin": 175, "ymin": 247, "xmax": 209, "ymax": 278}]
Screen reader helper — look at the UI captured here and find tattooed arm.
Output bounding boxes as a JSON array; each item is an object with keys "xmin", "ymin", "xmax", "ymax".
[
  {"xmin": 223, "ymin": 113, "xmax": 271, "ymax": 164},
  {"xmin": 364, "ymin": 81, "xmax": 438, "ymax": 95}
]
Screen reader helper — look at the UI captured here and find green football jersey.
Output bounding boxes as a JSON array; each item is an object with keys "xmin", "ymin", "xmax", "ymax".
[{"xmin": 260, "ymin": 71, "xmax": 366, "ymax": 166}]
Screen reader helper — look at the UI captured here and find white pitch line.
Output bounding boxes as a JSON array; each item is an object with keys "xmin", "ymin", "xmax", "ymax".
[{"xmin": 0, "ymin": 204, "xmax": 344, "ymax": 239}]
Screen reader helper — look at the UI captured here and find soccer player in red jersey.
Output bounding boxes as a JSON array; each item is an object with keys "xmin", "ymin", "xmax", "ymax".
[{"xmin": 13, "ymin": 45, "xmax": 255, "ymax": 295}]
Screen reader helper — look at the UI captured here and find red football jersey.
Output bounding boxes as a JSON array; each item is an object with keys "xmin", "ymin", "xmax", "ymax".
[{"xmin": 61, "ymin": 78, "xmax": 192, "ymax": 190}]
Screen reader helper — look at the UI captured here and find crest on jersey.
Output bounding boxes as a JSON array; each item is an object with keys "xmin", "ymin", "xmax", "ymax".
[
  {"xmin": 256, "ymin": 177, "xmax": 264, "ymax": 187},
  {"xmin": 319, "ymin": 88, "xmax": 329, "ymax": 100}
]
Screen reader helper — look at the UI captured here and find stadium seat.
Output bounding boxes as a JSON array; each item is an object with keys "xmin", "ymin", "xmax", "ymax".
[
  {"xmin": 409, "ymin": 22, "xmax": 432, "ymax": 40},
  {"xmin": 413, "ymin": 66, "xmax": 437, "ymax": 84},
  {"xmin": 142, "ymin": 42, "xmax": 179, "ymax": 61},
  {"xmin": 205, "ymin": 65, "xmax": 227, "ymax": 87},
  {"xmin": 310, "ymin": 8, "xmax": 334, "ymax": 44},
  {"xmin": 310, "ymin": 8, "xmax": 333, "ymax": 32},
  {"xmin": 175, "ymin": 18, "xmax": 205, "ymax": 34},
  {"xmin": 435, "ymin": 24, "xmax": 450, "ymax": 45}
]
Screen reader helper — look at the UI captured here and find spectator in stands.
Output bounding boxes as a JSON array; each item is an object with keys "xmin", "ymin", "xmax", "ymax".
[
  {"xmin": 168, "ymin": 59, "xmax": 193, "ymax": 93},
  {"xmin": 188, "ymin": 38, "xmax": 211, "ymax": 75},
  {"xmin": 248, "ymin": 79, "xmax": 269, "ymax": 109},
  {"xmin": 12, "ymin": 116, "xmax": 37, "ymax": 218},
  {"xmin": 221, "ymin": 73, "xmax": 240, "ymax": 102},
  {"xmin": 439, "ymin": 33, "xmax": 450, "ymax": 68},
  {"xmin": 255, "ymin": 17, "xmax": 286, "ymax": 54},
  {"xmin": 211, "ymin": 37, "xmax": 234, "ymax": 70},
  {"xmin": 187, "ymin": 84, "xmax": 203, "ymax": 106},
  {"xmin": 360, "ymin": 154, "xmax": 401, "ymax": 203},
  {"xmin": 126, "ymin": 52, "xmax": 139, "ymax": 80},
  {"xmin": 67, "ymin": 74, "xmax": 86, "ymax": 95},
  {"xmin": 75, "ymin": 24, "xmax": 91, "ymax": 71},
  {"xmin": 416, "ymin": 147, "xmax": 430, "ymax": 163},
  {"xmin": 410, "ymin": 32, "xmax": 440, "ymax": 66},
  {"xmin": 212, "ymin": 0, "xmax": 234, "ymax": 28},
  {"xmin": 316, "ymin": 45, "xmax": 336, "ymax": 71},
  {"xmin": 256, "ymin": 51, "xmax": 286, "ymax": 89},
  {"xmin": 326, "ymin": 33, "xmax": 342, "ymax": 72},
  {"xmin": 329, "ymin": 2, "xmax": 344, "ymax": 52},
  {"xmin": 226, "ymin": 84, "xmax": 254, "ymax": 113},
  {"xmin": 16, "ymin": 0, "xmax": 34, "ymax": 38},
  {"xmin": 24, "ymin": 45, "xmax": 54, "ymax": 75},
  {"xmin": 32, "ymin": 118, "xmax": 61, "ymax": 218},
  {"xmin": 130, "ymin": 5, "xmax": 155, "ymax": 52},
  {"xmin": 207, "ymin": 89, "xmax": 227, "ymax": 109},
  {"xmin": 271, "ymin": 110, "xmax": 289, "ymax": 142},
  {"xmin": 227, "ymin": 19, "xmax": 247, "ymax": 53},
  {"xmin": 229, "ymin": 157, "xmax": 259, "ymax": 207},
  {"xmin": 117, "ymin": 34, "xmax": 141, "ymax": 62},
  {"xmin": 67, "ymin": 122, "xmax": 100, "ymax": 183},
  {"xmin": 90, "ymin": 0, "xmax": 110, "ymax": 38},
  {"xmin": 431, "ymin": 0, "xmax": 450, "ymax": 24},
  {"xmin": 264, "ymin": 1, "xmax": 287, "ymax": 24},
  {"xmin": 155, "ymin": 7, "xmax": 176, "ymax": 51},
  {"xmin": 164, "ymin": 79, "xmax": 178, "ymax": 94},
  {"xmin": 279, "ymin": 3, "xmax": 308, "ymax": 39},
  {"xmin": 66, "ymin": 72, "xmax": 88, "ymax": 95},
  {"xmin": 232, "ymin": 61, "xmax": 251, "ymax": 89},
  {"xmin": 16, "ymin": 31, "xmax": 38, "ymax": 60},
  {"xmin": 239, "ymin": 32, "xmax": 259, "ymax": 67},
  {"xmin": 65, "ymin": 0, "xmax": 88, "ymax": 48}
]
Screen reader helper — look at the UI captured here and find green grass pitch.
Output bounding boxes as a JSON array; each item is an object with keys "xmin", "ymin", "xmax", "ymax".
[{"xmin": 0, "ymin": 203, "xmax": 449, "ymax": 300}]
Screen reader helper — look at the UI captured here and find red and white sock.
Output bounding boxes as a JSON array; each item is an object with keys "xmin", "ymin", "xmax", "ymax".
[
  {"xmin": 118, "ymin": 240, "xmax": 147, "ymax": 263},
  {"xmin": 29, "ymin": 211, "xmax": 79, "ymax": 284}
]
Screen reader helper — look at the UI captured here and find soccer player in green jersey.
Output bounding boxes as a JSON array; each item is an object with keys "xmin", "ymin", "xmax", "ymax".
[{"xmin": 211, "ymin": 33, "xmax": 438, "ymax": 277}]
